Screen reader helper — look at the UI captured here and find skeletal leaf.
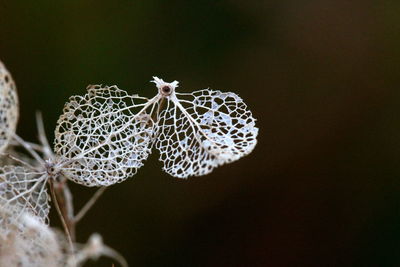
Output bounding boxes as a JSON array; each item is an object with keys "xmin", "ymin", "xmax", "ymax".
[
  {"xmin": 54, "ymin": 85, "xmax": 155, "ymax": 186},
  {"xmin": 0, "ymin": 60, "xmax": 19, "ymax": 152},
  {"xmin": 152, "ymin": 77, "xmax": 258, "ymax": 178},
  {"xmin": 0, "ymin": 166, "xmax": 49, "ymax": 230}
]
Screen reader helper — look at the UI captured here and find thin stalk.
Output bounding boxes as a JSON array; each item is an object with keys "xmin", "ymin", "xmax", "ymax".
[
  {"xmin": 49, "ymin": 180, "xmax": 74, "ymax": 251},
  {"xmin": 12, "ymin": 134, "xmax": 45, "ymax": 165},
  {"xmin": 74, "ymin": 187, "xmax": 106, "ymax": 223},
  {"xmin": 0, "ymin": 153, "xmax": 37, "ymax": 170},
  {"xmin": 53, "ymin": 180, "xmax": 76, "ymax": 241},
  {"xmin": 35, "ymin": 111, "xmax": 54, "ymax": 159},
  {"xmin": 9, "ymin": 139, "xmax": 45, "ymax": 153}
]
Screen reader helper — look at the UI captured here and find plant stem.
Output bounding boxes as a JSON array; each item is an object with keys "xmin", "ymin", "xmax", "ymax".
[
  {"xmin": 74, "ymin": 187, "xmax": 106, "ymax": 224},
  {"xmin": 49, "ymin": 179, "xmax": 75, "ymax": 251}
]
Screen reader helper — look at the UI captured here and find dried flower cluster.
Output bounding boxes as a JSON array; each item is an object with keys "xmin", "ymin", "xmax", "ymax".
[
  {"xmin": 54, "ymin": 77, "xmax": 258, "ymax": 184},
  {"xmin": 0, "ymin": 58, "xmax": 258, "ymax": 266}
]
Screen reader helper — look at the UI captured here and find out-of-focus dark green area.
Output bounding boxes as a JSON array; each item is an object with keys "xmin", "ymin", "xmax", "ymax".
[{"xmin": 1, "ymin": 0, "xmax": 400, "ymax": 266}]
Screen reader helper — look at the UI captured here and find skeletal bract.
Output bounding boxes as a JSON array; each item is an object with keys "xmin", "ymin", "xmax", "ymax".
[
  {"xmin": 0, "ymin": 60, "xmax": 19, "ymax": 152},
  {"xmin": 54, "ymin": 85, "xmax": 155, "ymax": 186},
  {"xmin": 151, "ymin": 77, "xmax": 258, "ymax": 178},
  {"xmin": 0, "ymin": 166, "xmax": 49, "ymax": 234},
  {"xmin": 54, "ymin": 78, "xmax": 258, "ymax": 182}
]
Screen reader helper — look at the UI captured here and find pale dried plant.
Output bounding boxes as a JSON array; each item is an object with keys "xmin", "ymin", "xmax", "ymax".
[
  {"xmin": 54, "ymin": 77, "xmax": 258, "ymax": 181},
  {"xmin": 54, "ymin": 85, "xmax": 155, "ymax": 186},
  {"xmin": 0, "ymin": 205, "xmax": 64, "ymax": 267},
  {"xmin": 68, "ymin": 233, "xmax": 128, "ymax": 267},
  {"xmin": 0, "ymin": 165, "xmax": 50, "ymax": 234},
  {"xmin": 52, "ymin": 77, "xmax": 258, "ymax": 184},
  {"xmin": 0, "ymin": 205, "xmax": 127, "ymax": 267},
  {"xmin": 150, "ymin": 77, "xmax": 258, "ymax": 177},
  {"xmin": 0, "ymin": 60, "xmax": 19, "ymax": 153},
  {"xmin": 0, "ymin": 60, "xmax": 125, "ymax": 266},
  {"xmin": 0, "ymin": 57, "xmax": 258, "ymax": 266}
]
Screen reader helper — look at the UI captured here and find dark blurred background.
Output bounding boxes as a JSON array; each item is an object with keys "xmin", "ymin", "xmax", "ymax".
[{"xmin": 1, "ymin": 0, "xmax": 399, "ymax": 266}]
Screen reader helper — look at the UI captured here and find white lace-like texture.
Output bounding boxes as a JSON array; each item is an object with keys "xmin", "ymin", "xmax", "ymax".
[
  {"xmin": 54, "ymin": 85, "xmax": 155, "ymax": 186},
  {"xmin": 0, "ymin": 60, "xmax": 19, "ymax": 152},
  {"xmin": 0, "ymin": 73, "xmax": 257, "ymax": 266},
  {"xmin": 0, "ymin": 166, "xmax": 49, "ymax": 233},
  {"xmin": 0, "ymin": 77, "xmax": 257, "ymax": 221},
  {"xmin": 53, "ymin": 77, "xmax": 258, "ymax": 184},
  {"xmin": 154, "ymin": 83, "xmax": 258, "ymax": 177},
  {"xmin": 146, "ymin": 77, "xmax": 258, "ymax": 178}
]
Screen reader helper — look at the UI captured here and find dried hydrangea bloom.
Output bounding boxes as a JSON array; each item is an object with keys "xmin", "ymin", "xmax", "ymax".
[
  {"xmin": 54, "ymin": 85, "xmax": 156, "ymax": 186},
  {"xmin": 0, "ymin": 166, "xmax": 49, "ymax": 232},
  {"xmin": 0, "ymin": 207, "xmax": 63, "ymax": 267},
  {"xmin": 0, "ymin": 205, "xmax": 126, "ymax": 266},
  {"xmin": 0, "ymin": 60, "xmax": 19, "ymax": 152},
  {"xmin": 150, "ymin": 77, "xmax": 258, "ymax": 178}
]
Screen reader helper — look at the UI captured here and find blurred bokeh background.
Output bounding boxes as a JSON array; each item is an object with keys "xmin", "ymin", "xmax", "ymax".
[{"xmin": 1, "ymin": 0, "xmax": 399, "ymax": 266}]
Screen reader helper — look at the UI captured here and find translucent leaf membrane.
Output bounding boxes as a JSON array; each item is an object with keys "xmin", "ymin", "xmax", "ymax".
[
  {"xmin": 0, "ymin": 166, "xmax": 49, "ymax": 230},
  {"xmin": 0, "ymin": 60, "xmax": 19, "ymax": 152},
  {"xmin": 0, "ymin": 208, "xmax": 64, "ymax": 267},
  {"xmin": 54, "ymin": 85, "xmax": 155, "ymax": 186},
  {"xmin": 156, "ymin": 89, "xmax": 258, "ymax": 178}
]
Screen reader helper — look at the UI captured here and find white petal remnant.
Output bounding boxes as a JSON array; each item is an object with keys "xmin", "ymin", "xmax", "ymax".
[
  {"xmin": 0, "ymin": 166, "xmax": 49, "ymax": 230},
  {"xmin": 54, "ymin": 85, "xmax": 155, "ymax": 186},
  {"xmin": 152, "ymin": 77, "xmax": 258, "ymax": 178},
  {"xmin": 0, "ymin": 60, "xmax": 19, "ymax": 152}
]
